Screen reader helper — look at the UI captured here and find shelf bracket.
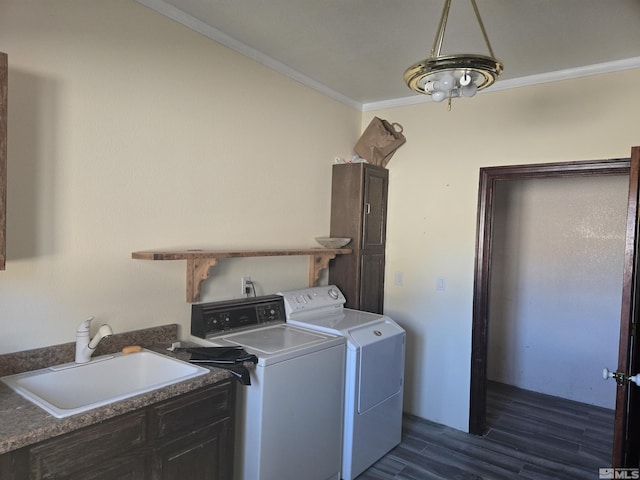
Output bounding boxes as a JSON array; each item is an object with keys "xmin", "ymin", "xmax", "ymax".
[
  {"xmin": 309, "ymin": 253, "xmax": 337, "ymax": 287},
  {"xmin": 186, "ymin": 258, "xmax": 218, "ymax": 303}
]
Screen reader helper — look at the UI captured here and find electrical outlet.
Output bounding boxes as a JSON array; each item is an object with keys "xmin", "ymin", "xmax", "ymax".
[{"xmin": 241, "ymin": 276, "xmax": 251, "ymax": 296}]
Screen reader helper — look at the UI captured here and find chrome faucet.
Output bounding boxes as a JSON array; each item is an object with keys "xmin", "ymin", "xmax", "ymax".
[{"xmin": 75, "ymin": 317, "xmax": 113, "ymax": 363}]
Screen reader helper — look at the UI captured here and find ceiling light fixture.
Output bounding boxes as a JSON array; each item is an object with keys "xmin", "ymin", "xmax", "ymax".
[{"xmin": 404, "ymin": 0, "xmax": 503, "ymax": 110}]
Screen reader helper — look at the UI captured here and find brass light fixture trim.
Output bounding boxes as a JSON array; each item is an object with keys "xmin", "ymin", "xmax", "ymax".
[{"xmin": 404, "ymin": 0, "xmax": 503, "ymax": 108}]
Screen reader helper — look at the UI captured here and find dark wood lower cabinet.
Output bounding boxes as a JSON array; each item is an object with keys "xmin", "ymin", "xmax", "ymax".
[
  {"xmin": 68, "ymin": 454, "xmax": 147, "ymax": 480},
  {"xmin": 150, "ymin": 381, "xmax": 235, "ymax": 480},
  {"xmin": 29, "ymin": 410, "xmax": 147, "ymax": 479},
  {"xmin": 0, "ymin": 379, "xmax": 235, "ymax": 479},
  {"xmin": 153, "ymin": 420, "xmax": 229, "ymax": 480}
]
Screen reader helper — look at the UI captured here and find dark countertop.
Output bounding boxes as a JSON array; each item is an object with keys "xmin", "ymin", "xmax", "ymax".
[{"xmin": 0, "ymin": 324, "xmax": 234, "ymax": 455}]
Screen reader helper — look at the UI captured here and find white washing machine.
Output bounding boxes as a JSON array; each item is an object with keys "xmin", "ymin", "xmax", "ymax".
[
  {"xmin": 190, "ymin": 295, "xmax": 346, "ymax": 480},
  {"xmin": 278, "ymin": 286, "xmax": 406, "ymax": 480}
]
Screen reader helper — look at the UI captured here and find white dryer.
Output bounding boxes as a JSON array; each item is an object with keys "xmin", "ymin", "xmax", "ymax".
[
  {"xmin": 279, "ymin": 285, "xmax": 405, "ymax": 480},
  {"xmin": 191, "ymin": 295, "xmax": 345, "ymax": 480}
]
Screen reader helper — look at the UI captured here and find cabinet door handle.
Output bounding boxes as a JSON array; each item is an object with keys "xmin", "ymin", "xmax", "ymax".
[{"xmin": 365, "ymin": 203, "xmax": 371, "ymax": 214}]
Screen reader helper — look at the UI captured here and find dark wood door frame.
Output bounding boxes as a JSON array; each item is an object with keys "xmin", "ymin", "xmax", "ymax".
[
  {"xmin": 615, "ymin": 146, "xmax": 640, "ymax": 467},
  {"xmin": 469, "ymin": 158, "xmax": 631, "ymax": 435}
]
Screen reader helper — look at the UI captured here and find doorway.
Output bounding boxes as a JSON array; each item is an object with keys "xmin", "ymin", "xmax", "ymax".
[
  {"xmin": 488, "ymin": 175, "xmax": 626, "ymax": 408},
  {"xmin": 469, "ymin": 158, "xmax": 631, "ymax": 435}
]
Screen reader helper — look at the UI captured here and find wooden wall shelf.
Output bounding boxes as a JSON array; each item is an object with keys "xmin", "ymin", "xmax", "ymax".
[{"xmin": 131, "ymin": 248, "xmax": 352, "ymax": 303}]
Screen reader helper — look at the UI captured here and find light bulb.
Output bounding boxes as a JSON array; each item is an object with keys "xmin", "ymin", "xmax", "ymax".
[
  {"xmin": 439, "ymin": 73, "xmax": 455, "ymax": 91},
  {"xmin": 462, "ymin": 83, "xmax": 478, "ymax": 97},
  {"xmin": 424, "ymin": 81, "xmax": 437, "ymax": 93},
  {"xmin": 431, "ymin": 90, "xmax": 446, "ymax": 103},
  {"xmin": 460, "ymin": 73, "xmax": 472, "ymax": 86}
]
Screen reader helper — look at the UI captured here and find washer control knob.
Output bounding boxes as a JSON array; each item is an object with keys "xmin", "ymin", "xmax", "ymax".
[{"xmin": 328, "ymin": 288, "xmax": 339, "ymax": 300}]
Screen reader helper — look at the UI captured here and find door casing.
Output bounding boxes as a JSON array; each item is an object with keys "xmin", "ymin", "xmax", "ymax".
[
  {"xmin": 469, "ymin": 158, "xmax": 631, "ymax": 435},
  {"xmin": 614, "ymin": 147, "xmax": 640, "ymax": 467}
]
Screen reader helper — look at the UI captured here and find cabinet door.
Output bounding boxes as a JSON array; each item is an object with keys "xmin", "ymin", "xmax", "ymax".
[
  {"xmin": 152, "ymin": 417, "xmax": 233, "ymax": 480},
  {"xmin": 361, "ymin": 166, "xmax": 388, "ymax": 250},
  {"xmin": 29, "ymin": 410, "xmax": 146, "ymax": 480},
  {"xmin": 150, "ymin": 380, "xmax": 233, "ymax": 440},
  {"xmin": 67, "ymin": 455, "xmax": 147, "ymax": 480},
  {"xmin": 330, "ymin": 163, "xmax": 365, "ymax": 242},
  {"xmin": 359, "ymin": 252, "xmax": 385, "ymax": 314},
  {"xmin": 150, "ymin": 381, "xmax": 235, "ymax": 480},
  {"xmin": 0, "ymin": 448, "xmax": 27, "ymax": 480}
]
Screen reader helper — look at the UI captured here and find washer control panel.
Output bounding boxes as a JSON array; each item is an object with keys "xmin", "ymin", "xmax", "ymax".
[
  {"xmin": 278, "ymin": 285, "xmax": 346, "ymax": 319},
  {"xmin": 191, "ymin": 295, "xmax": 285, "ymax": 338}
]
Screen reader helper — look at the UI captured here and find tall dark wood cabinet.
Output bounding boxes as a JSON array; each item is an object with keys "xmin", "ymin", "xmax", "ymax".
[{"xmin": 329, "ymin": 163, "xmax": 388, "ymax": 313}]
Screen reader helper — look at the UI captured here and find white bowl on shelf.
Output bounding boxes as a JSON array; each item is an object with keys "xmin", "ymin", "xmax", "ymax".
[{"xmin": 315, "ymin": 237, "xmax": 351, "ymax": 248}]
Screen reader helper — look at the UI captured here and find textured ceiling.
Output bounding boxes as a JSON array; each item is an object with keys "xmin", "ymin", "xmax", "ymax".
[{"xmin": 137, "ymin": 0, "xmax": 640, "ymax": 109}]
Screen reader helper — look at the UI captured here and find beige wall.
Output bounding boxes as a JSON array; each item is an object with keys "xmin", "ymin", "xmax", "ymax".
[
  {"xmin": 371, "ymin": 70, "xmax": 640, "ymax": 430},
  {"xmin": 2, "ymin": 0, "xmax": 640, "ymax": 434},
  {"xmin": 0, "ymin": 0, "xmax": 360, "ymax": 352}
]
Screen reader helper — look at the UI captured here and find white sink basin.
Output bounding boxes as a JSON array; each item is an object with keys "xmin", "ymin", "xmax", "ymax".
[{"xmin": 1, "ymin": 349, "xmax": 209, "ymax": 418}]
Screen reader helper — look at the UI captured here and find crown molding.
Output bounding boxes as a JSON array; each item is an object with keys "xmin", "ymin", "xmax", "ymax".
[
  {"xmin": 135, "ymin": 0, "xmax": 361, "ymax": 110},
  {"xmin": 137, "ymin": 0, "xmax": 640, "ymax": 114},
  {"xmin": 363, "ymin": 56, "xmax": 640, "ymax": 112}
]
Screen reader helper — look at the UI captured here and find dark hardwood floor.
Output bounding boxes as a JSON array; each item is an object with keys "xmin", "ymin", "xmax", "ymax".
[{"xmin": 356, "ymin": 381, "xmax": 614, "ymax": 480}]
